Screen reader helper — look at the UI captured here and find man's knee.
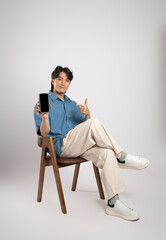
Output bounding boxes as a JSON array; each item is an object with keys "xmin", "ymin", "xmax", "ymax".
[
  {"xmin": 87, "ymin": 118, "xmax": 101, "ymax": 126},
  {"xmin": 83, "ymin": 118, "xmax": 103, "ymax": 133}
]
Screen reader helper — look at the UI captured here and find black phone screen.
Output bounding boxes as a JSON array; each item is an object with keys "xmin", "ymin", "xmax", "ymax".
[{"xmin": 39, "ymin": 93, "xmax": 49, "ymax": 113}]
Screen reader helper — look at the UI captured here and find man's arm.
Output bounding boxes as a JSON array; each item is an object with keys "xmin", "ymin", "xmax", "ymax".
[{"xmin": 40, "ymin": 117, "xmax": 50, "ymax": 136}]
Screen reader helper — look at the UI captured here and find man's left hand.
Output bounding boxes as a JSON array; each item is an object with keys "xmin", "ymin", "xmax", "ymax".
[{"xmin": 77, "ymin": 98, "xmax": 90, "ymax": 117}]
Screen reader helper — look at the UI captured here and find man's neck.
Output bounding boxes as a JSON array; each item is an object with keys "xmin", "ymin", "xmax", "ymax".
[{"xmin": 53, "ymin": 91, "xmax": 65, "ymax": 101}]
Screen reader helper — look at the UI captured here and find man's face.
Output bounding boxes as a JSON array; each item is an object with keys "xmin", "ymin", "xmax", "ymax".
[{"xmin": 51, "ymin": 71, "xmax": 71, "ymax": 94}]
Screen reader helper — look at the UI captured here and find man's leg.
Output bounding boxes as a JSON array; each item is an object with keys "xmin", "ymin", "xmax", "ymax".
[
  {"xmin": 60, "ymin": 118, "xmax": 149, "ymax": 171},
  {"xmin": 60, "ymin": 119, "xmax": 140, "ymax": 221},
  {"xmin": 60, "ymin": 118, "xmax": 123, "ymax": 158},
  {"xmin": 80, "ymin": 146, "xmax": 126, "ymax": 199},
  {"xmin": 81, "ymin": 146, "xmax": 139, "ymax": 221}
]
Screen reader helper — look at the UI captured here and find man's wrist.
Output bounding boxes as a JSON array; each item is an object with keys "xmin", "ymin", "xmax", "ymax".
[
  {"xmin": 42, "ymin": 116, "xmax": 49, "ymax": 120},
  {"xmin": 85, "ymin": 114, "xmax": 91, "ymax": 120}
]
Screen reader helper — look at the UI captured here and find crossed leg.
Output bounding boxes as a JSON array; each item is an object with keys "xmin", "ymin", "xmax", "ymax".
[{"xmin": 60, "ymin": 118, "xmax": 126, "ymax": 198}]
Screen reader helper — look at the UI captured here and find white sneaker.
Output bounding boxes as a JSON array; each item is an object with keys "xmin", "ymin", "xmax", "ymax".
[
  {"xmin": 118, "ymin": 153, "xmax": 150, "ymax": 170},
  {"xmin": 105, "ymin": 200, "xmax": 139, "ymax": 221}
]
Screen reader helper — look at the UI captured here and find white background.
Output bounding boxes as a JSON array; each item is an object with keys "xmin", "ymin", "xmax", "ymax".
[{"xmin": 1, "ymin": 0, "xmax": 166, "ymax": 239}]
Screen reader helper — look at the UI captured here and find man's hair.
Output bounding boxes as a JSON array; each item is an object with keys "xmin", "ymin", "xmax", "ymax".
[{"xmin": 51, "ymin": 65, "xmax": 74, "ymax": 92}]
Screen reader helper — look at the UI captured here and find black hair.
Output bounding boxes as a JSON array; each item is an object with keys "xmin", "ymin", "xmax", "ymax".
[{"xmin": 51, "ymin": 65, "xmax": 74, "ymax": 92}]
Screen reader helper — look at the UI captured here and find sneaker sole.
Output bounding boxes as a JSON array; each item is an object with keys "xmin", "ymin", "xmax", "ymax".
[{"xmin": 105, "ymin": 208, "xmax": 140, "ymax": 221}]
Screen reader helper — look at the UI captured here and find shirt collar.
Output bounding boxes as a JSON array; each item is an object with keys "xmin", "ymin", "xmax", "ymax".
[{"xmin": 48, "ymin": 90, "xmax": 70, "ymax": 102}]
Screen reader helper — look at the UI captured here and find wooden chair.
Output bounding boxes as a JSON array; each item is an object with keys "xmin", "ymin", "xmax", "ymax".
[{"xmin": 37, "ymin": 136, "xmax": 105, "ymax": 214}]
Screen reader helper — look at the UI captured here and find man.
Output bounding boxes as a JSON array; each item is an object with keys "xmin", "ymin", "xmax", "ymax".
[{"xmin": 34, "ymin": 65, "xmax": 149, "ymax": 221}]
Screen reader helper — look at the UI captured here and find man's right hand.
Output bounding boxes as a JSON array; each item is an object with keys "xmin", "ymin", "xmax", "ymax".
[{"xmin": 34, "ymin": 103, "xmax": 51, "ymax": 119}]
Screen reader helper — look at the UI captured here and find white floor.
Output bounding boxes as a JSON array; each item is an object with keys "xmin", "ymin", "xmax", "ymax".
[{"xmin": 1, "ymin": 150, "xmax": 166, "ymax": 240}]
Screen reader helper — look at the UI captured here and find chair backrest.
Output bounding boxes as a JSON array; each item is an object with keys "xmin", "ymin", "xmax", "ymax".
[{"xmin": 37, "ymin": 135, "xmax": 43, "ymax": 148}]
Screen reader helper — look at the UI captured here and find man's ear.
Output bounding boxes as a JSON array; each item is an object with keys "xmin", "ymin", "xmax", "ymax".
[{"xmin": 51, "ymin": 79, "xmax": 55, "ymax": 84}]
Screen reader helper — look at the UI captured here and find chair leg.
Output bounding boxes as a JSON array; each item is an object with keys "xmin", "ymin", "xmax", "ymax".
[
  {"xmin": 43, "ymin": 137, "xmax": 67, "ymax": 214},
  {"xmin": 51, "ymin": 157, "xmax": 67, "ymax": 214},
  {"xmin": 71, "ymin": 163, "xmax": 80, "ymax": 191},
  {"xmin": 37, "ymin": 149, "xmax": 46, "ymax": 202},
  {"xmin": 92, "ymin": 164, "xmax": 105, "ymax": 199}
]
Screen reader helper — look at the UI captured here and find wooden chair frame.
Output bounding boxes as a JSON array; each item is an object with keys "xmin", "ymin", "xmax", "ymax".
[{"xmin": 37, "ymin": 136, "xmax": 105, "ymax": 214}]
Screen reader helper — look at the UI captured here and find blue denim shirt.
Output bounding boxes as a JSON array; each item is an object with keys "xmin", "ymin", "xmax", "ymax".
[{"xmin": 33, "ymin": 90, "xmax": 85, "ymax": 157}]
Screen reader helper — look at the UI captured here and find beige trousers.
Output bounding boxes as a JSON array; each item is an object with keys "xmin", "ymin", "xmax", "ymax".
[{"xmin": 60, "ymin": 119, "xmax": 126, "ymax": 199}]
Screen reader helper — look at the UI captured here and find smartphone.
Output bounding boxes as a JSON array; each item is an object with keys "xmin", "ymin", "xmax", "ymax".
[{"xmin": 39, "ymin": 93, "xmax": 49, "ymax": 113}]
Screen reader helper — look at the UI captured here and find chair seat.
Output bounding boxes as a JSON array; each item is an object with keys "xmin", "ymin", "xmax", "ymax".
[
  {"xmin": 45, "ymin": 154, "xmax": 87, "ymax": 166},
  {"xmin": 58, "ymin": 157, "xmax": 88, "ymax": 164}
]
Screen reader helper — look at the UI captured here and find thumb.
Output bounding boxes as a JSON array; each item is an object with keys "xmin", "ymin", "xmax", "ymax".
[{"xmin": 84, "ymin": 98, "xmax": 88, "ymax": 105}]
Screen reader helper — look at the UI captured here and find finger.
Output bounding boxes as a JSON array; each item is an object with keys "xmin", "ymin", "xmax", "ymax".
[
  {"xmin": 77, "ymin": 104, "xmax": 85, "ymax": 107},
  {"xmin": 80, "ymin": 111, "xmax": 86, "ymax": 115},
  {"xmin": 35, "ymin": 107, "xmax": 41, "ymax": 113},
  {"xmin": 84, "ymin": 98, "xmax": 88, "ymax": 105},
  {"xmin": 35, "ymin": 104, "xmax": 40, "ymax": 109},
  {"xmin": 79, "ymin": 108, "xmax": 86, "ymax": 112},
  {"xmin": 35, "ymin": 105, "xmax": 40, "ymax": 108},
  {"xmin": 34, "ymin": 106, "xmax": 40, "ymax": 110},
  {"xmin": 79, "ymin": 107, "xmax": 86, "ymax": 112},
  {"xmin": 79, "ymin": 110, "xmax": 84, "ymax": 114},
  {"xmin": 37, "ymin": 112, "xmax": 42, "ymax": 116}
]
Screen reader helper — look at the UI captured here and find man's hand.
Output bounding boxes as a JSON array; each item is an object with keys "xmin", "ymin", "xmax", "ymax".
[
  {"xmin": 77, "ymin": 98, "xmax": 91, "ymax": 119},
  {"xmin": 34, "ymin": 102, "xmax": 51, "ymax": 136},
  {"xmin": 34, "ymin": 103, "xmax": 51, "ymax": 119}
]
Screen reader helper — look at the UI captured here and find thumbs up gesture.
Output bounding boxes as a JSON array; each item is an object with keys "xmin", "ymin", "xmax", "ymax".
[{"xmin": 77, "ymin": 98, "xmax": 91, "ymax": 117}]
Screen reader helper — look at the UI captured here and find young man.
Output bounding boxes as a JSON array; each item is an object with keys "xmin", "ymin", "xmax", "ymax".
[{"xmin": 34, "ymin": 65, "xmax": 149, "ymax": 221}]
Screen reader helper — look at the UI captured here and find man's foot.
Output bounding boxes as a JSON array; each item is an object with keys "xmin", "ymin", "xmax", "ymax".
[
  {"xmin": 105, "ymin": 199, "xmax": 139, "ymax": 221},
  {"xmin": 117, "ymin": 153, "xmax": 150, "ymax": 170}
]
